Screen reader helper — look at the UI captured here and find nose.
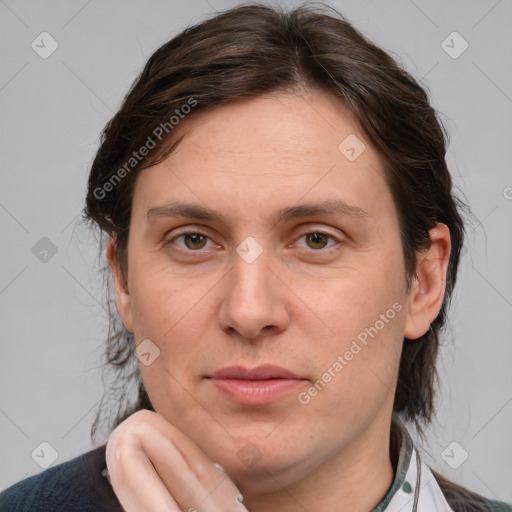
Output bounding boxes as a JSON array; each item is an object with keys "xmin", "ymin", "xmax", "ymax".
[{"xmin": 217, "ymin": 246, "xmax": 290, "ymax": 341}]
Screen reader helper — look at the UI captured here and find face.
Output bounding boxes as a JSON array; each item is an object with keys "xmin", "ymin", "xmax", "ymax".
[{"xmin": 109, "ymin": 89, "xmax": 434, "ymax": 493}]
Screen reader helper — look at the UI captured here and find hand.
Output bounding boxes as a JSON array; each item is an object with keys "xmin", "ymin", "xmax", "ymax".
[{"xmin": 105, "ymin": 409, "xmax": 248, "ymax": 512}]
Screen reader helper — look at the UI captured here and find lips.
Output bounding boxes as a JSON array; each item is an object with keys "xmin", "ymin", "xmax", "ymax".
[
  {"xmin": 210, "ymin": 365, "xmax": 301, "ymax": 380},
  {"xmin": 208, "ymin": 365, "xmax": 306, "ymax": 406}
]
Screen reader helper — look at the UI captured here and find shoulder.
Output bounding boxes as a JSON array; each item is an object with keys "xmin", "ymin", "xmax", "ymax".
[
  {"xmin": 0, "ymin": 444, "xmax": 122, "ymax": 512},
  {"xmin": 432, "ymin": 469, "xmax": 512, "ymax": 512}
]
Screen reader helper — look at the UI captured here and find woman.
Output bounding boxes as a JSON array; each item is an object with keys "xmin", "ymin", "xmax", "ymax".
[{"xmin": 1, "ymin": 3, "xmax": 510, "ymax": 511}]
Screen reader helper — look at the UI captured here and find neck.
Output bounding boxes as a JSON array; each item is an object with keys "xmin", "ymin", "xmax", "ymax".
[{"xmin": 241, "ymin": 414, "xmax": 397, "ymax": 512}]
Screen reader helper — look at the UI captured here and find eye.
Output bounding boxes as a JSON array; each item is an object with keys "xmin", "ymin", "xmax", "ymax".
[
  {"xmin": 169, "ymin": 232, "xmax": 216, "ymax": 251},
  {"xmin": 296, "ymin": 231, "xmax": 339, "ymax": 250}
]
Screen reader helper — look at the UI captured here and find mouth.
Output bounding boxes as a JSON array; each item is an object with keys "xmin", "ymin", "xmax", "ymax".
[{"xmin": 207, "ymin": 365, "xmax": 307, "ymax": 406}]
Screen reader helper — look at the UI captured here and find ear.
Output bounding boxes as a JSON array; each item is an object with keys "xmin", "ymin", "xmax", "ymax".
[
  {"xmin": 106, "ymin": 237, "xmax": 134, "ymax": 333},
  {"xmin": 404, "ymin": 223, "xmax": 451, "ymax": 340}
]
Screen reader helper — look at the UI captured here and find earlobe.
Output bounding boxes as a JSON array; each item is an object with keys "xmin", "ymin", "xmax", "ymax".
[
  {"xmin": 404, "ymin": 223, "xmax": 451, "ymax": 340},
  {"xmin": 106, "ymin": 237, "xmax": 134, "ymax": 333}
]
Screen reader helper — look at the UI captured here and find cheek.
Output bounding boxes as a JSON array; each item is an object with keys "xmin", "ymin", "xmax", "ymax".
[
  {"xmin": 127, "ymin": 271, "xmax": 209, "ymax": 400},
  {"xmin": 308, "ymin": 260, "xmax": 405, "ymax": 347},
  {"xmin": 128, "ymin": 271, "xmax": 210, "ymax": 415},
  {"xmin": 301, "ymin": 261, "xmax": 406, "ymax": 409},
  {"xmin": 129, "ymin": 263, "xmax": 214, "ymax": 339}
]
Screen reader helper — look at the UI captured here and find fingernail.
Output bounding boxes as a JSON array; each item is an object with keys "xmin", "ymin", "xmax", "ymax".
[{"xmin": 213, "ymin": 462, "xmax": 227, "ymax": 474}]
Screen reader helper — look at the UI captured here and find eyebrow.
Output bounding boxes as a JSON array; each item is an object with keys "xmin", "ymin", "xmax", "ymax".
[{"xmin": 146, "ymin": 199, "xmax": 369, "ymax": 225}]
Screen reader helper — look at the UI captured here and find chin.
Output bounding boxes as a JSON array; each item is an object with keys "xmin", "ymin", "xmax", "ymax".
[
  {"xmin": 212, "ymin": 436, "xmax": 315, "ymax": 490},
  {"xmin": 230, "ymin": 454, "xmax": 315, "ymax": 496}
]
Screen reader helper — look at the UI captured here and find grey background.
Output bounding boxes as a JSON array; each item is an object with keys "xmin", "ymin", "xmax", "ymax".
[{"xmin": 1, "ymin": 0, "xmax": 511, "ymax": 503}]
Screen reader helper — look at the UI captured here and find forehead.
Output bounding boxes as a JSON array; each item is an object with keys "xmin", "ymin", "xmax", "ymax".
[
  {"xmin": 133, "ymin": 90, "xmax": 395, "ymax": 224},
  {"xmin": 169, "ymin": 90, "xmax": 375, "ymax": 168}
]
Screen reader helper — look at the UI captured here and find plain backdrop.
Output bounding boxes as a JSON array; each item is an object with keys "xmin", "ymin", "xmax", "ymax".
[{"xmin": 1, "ymin": 0, "xmax": 511, "ymax": 502}]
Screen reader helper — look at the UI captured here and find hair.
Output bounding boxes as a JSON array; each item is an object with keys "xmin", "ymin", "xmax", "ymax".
[{"xmin": 82, "ymin": 3, "xmax": 498, "ymax": 510}]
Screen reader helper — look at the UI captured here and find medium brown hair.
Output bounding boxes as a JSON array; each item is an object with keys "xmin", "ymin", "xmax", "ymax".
[{"xmin": 84, "ymin": 2, "xmax": 466, "ymax": 443}]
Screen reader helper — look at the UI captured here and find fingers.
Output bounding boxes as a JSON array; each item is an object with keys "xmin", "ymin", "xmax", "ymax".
[
  {"xmin": 137, "ymin": 424, "xmax": 246, "ymax": 511},
  {"xmin": 106, "ymin": 410, "xmax": 248, "ymax": 512},
  {"xmin": 105, "ymin": 431, "xmax": 183, "ymax": 512}
]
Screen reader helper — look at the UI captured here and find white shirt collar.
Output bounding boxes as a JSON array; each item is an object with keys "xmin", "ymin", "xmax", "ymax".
[{"xmin": 374, "ymin": 416, "xmax": 454, "ymax": 512}]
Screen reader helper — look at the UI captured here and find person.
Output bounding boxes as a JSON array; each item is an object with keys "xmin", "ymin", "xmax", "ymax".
[{"xmin": 0, "ymin": 3, "xmax": 510, "ymax": 511}]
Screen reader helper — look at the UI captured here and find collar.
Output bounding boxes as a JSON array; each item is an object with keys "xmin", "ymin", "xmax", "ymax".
[{"xmin": 373, "ymin": 416, "xmax": 454, "ymax": 512}]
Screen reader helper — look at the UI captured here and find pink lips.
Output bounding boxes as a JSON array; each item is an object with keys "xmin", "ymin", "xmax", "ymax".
[{"xmin": 208, "ymin": 365, "xmax": 306, "ymax": 406}]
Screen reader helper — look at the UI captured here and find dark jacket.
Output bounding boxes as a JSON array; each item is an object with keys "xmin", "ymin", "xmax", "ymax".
[{"xmin": 0, "ymin": 445, "xmax": 122, "ymax": 512}]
